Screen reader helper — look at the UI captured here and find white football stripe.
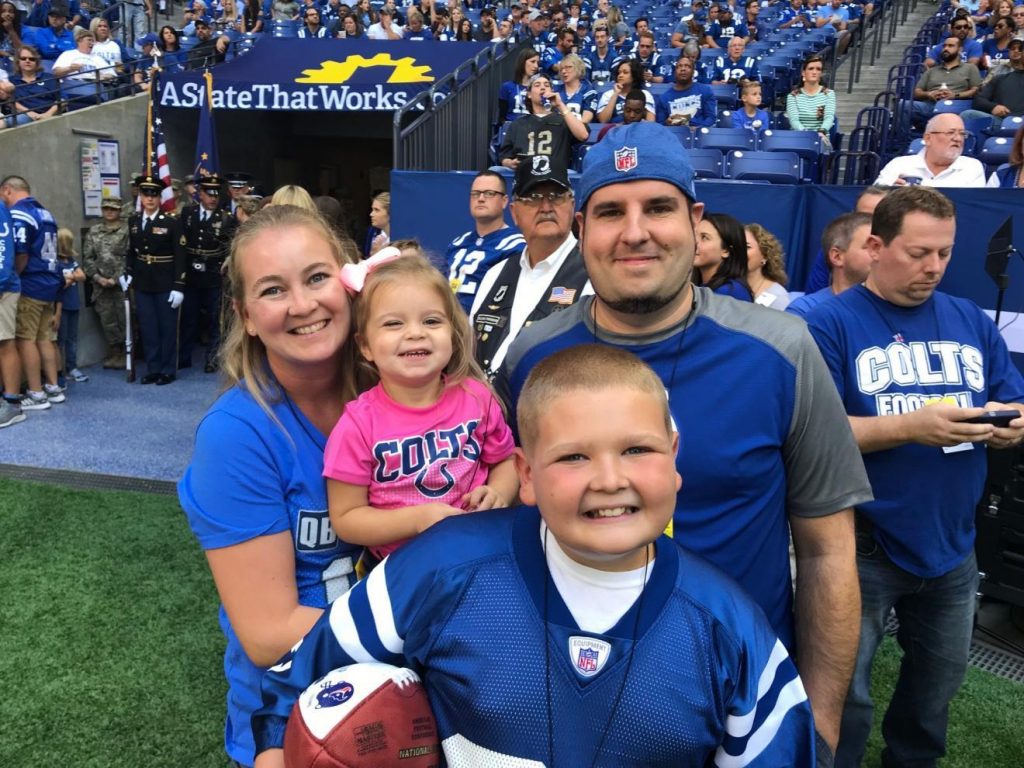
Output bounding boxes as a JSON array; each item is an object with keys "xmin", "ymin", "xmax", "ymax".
[
  {"xmin": 724, "ymin": 639, "xmax": 790, "ymax": 738},
  {"xmin": 366, "ymin": 561, "xmax": 404, "ymax": 654},
  {"xmin": 328, "ymin": 589, "xmax": 376, "ymax": 663},
  {"xmin": 715, "ymin": 677, "xmax": 809, "ymax": 768}
]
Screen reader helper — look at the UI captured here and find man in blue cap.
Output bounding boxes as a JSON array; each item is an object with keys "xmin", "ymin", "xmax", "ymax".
[{"xmin": 498, "ymin": 122, "xmax": 872, "ymax": 768}]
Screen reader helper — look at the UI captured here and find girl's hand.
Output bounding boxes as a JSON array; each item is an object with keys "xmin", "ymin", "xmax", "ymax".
[
  {"xmin": 462, "ymin": 485, "xmax": 505, "ymax": 512},
  {"xmin": 416, "ymin": 502, "xmax": 466, "ymax": 533}
]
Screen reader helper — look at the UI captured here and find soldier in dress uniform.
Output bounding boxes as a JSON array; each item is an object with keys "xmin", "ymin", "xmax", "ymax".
[
  {"xmin": 179, "ymin": 174, "xmax": 237, "ymax": 373},
  {"xmin": 82, "ymin": 197, "xmax": 130, "ymax": 369},
  {"xmin": 124, "ymin": 175, "xmax": 187, "ymax": 386},
  {"xmin": 223, "ymin": 172, "xmax": 253, "ymax": 215}
]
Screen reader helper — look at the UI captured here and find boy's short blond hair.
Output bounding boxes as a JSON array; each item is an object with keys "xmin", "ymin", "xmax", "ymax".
[
  {"xmin": 517, "ymin": 344, "xmax": 672, "ymax": 451},
  {"xmin": 739, "ymin": 78, "xmax": 761, "ymax": 97}
]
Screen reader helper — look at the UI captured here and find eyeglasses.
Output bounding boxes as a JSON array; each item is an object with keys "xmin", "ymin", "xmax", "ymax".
[
  {"xmin": 469, "ymin": 190, "xmax": 505, "ymax": 199},
  {"xmin": 952, "ymin": 24, "xmax": 969, "ymax": 29},
  {"xmin": 928, "ymin": 130, "xmax": 969, "ymax": 138},
  {"xmin": 19, "ymin": 56, "xmax": 38, "ymax": 61},
  {"xmin": 516, "ymin": 190, "xmax": 573, "ymax": 206}
]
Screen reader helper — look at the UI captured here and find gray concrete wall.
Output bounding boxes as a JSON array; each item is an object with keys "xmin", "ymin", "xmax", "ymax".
[{"xmin": 0, "ymin": 95, "xmax": 149, "ymax": 366}]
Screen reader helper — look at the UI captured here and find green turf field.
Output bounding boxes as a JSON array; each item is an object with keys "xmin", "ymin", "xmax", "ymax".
[{"xmin": 1, "ymin": 477, "xmax": 1021, "ymax": 767}]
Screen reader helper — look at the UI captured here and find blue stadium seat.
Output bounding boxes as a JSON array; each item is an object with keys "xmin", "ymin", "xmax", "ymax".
[
  {"xmin": 980, "ymin": 136, "xmax": 1013, "ymax": 170},
  {"xmin": 696, "ymin": 126, "xmax": 757, "ymax": 153},
  {"xmin": 709, "ymin": 83, "xmax": 739, "ymax": 109},
  {"xmin": 573, "ymin": 143, "xmax": 594, "ymax": 172},
  {"xmin": 725, "ymin": 150, "xmax": 802, "ymax": 184},
  {"xmin": 665, "ymin": 125, "xmax": 696, "ymax": 149},
  {"xmin": 932, "ymin": 99, "xmax": 973, "ymax": 115},
  {"xmin": 271, "ymin": 20, "xmax": 299, "ymax": 38},
  {"xmin": 990, "ymin": 115, "xmax": 1024, "ymax": 137},
  {"xmin": 760, "ymin": 129, "xmax": 827, "ymax": 182},
  {"xmin": 686, "ymin": 148, "xmax": 725, "ymax": 179}
]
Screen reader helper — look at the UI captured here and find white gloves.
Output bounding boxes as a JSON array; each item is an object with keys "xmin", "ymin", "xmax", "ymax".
[
  {"xmin": 119, "ymin": 274, "xmax": 132, "ymax": 291},
  {"xmin": 168, "ymin": 290, "xmax": 184, "ymax": 309}
]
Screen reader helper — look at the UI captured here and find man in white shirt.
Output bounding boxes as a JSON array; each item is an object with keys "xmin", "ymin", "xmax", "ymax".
[
  {"xmin": 875, "ymin": 113, "xmax": 986, "ymax": 187},
  {"xmin": 470, "ymin": 158, "xmax": 591, "ymax": 380},
  {"xmin": 366, "ymin": 7, "xmax": 402, "ymax": 39}
]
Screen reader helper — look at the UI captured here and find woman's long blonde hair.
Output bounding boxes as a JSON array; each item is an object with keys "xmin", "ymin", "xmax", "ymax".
[{"xmin": 219, "ymin": 205, "xmax": 363, "ymax": 417}]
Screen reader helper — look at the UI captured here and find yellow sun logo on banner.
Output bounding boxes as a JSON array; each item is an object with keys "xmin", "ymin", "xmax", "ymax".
[{"xmin": 296, "ymin": 54, "xmax": 434, "ymax": 84}]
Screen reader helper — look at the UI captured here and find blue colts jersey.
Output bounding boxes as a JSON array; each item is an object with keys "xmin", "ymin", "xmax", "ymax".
[
  {"xmin": 446, "ymin": 226, "xmax": 525, "ymax": 313},
  {"xmin": 11, "ymin": 197, "xmax": 60, "ymax": 301},
  {"xmin": 713, "ymin": 55, "xmax": 760, "ymax": 83},
  {"xmin": 254, "ymin": 506, "xmax": 817, "ymax": 767}
]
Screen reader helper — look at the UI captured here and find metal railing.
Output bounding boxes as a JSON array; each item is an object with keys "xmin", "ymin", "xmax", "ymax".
[
  {"xmin": 836, "ymin": 0, "xmax": 915, "ymax": 93},
  {"xmin": 393, "ymin": 40, "xmax": 523, "ymax": 171},
  {"xmin": 1, "ymin": 38, "xmax": 244, "ymax": 127}
]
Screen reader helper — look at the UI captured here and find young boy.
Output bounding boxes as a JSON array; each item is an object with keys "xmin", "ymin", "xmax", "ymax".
[
  {"xmin": 253, "ymin": 345, "xmax": 815, "ymax": 767},
  {"xmin": 729, "ymin": 79, "xmax": 771, "ymax": 131}
]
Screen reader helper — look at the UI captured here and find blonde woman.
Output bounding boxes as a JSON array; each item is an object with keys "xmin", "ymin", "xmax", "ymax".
[
  {"xmin": 744, "ymin": 223, "xmax": 791, "ymax": 310},
  {"xmin": 179, "ymin": 206, "xmax": 367, "ymax": 768}
]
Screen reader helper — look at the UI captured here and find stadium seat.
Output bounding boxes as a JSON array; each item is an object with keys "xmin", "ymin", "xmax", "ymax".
[
  {"xmin": 990, "ymin": 115, "xmax": 1024, "ymax": 137},
  {"xmin": 980, "ymin": 136, "xmax": 1013, "ymax": 170},
  {"xmin": 759, "ymin": 130, "xmax": 827, "ymax": 182},
  {"xmin": 932, "ymin": 99, "xmax": 973, "ymax": 115},
  {"xmin": 686, "ymin": 148, "xmax": 725, "ymax": 179},
  {"xmin": 271, "ymin": 20, "xmax": 299, "ymax": 38},
  {"xmin": 696, "ymin": 126, "xmax": 757, "ymax": 153},
  {"xmin": 573, "ymin": 143, "xmax": 593, "ymax": 172},
  {"xmin": 709, "ymin": 83, "xmax": 739, "ymax": 109},
  {"xmin": 665, "ymin": 125, "xmax": 696, "ymax": 149},
  {"xmin": 725, "ymin": 150, "xmax": 802, "ymax": 184}
]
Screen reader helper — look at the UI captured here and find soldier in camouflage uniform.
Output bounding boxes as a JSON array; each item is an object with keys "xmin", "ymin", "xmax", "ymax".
[{"xmin": 82, "ymin": 197, "xmax": 130, "ymax": 369}]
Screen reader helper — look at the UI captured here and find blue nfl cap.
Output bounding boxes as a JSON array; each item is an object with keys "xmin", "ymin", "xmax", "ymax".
[{"xmin": 577, "ymin": 122, "xmax": 697, "ymax": 211}]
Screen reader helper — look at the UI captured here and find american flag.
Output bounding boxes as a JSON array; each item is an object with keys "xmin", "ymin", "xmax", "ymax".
[
  {"xmin": 144, "ymin": 74, "xmax": 176, "ymax": 213},
  {"xmin": 549, "ymin": 286, "xmax": 577, "ymax": 305}
]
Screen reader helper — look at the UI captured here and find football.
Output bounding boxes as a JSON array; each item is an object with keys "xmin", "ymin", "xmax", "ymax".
[{"xmin": 284, "ymin": 662, "xmax": 440, "ymax": 768}]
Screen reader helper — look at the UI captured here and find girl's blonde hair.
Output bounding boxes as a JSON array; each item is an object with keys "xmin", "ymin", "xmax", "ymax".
[
  {"xmin": 220, "ymin": 205, "xmax": 363, "ymax": 417},
  {"xmin": 354, "ymin": 251, "xmax": 486, "ymax": 390},
  {"xmin": 56, "ymin": 227, "xmax": 76, "ymax": 259},
  {"xmin": 745, "ymin": 223, "xmax": 789, "ymax": 286}
]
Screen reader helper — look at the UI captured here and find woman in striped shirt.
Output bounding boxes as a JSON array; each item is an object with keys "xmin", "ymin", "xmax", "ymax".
[{"xmin": 786, "ymin": 54, "xmax": 836, "ymax": 149}]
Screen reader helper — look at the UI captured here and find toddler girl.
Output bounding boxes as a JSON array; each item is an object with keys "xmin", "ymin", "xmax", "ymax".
[{"xmin": 324, "ymin": 248, "xmax": 517, "ymax": 563}]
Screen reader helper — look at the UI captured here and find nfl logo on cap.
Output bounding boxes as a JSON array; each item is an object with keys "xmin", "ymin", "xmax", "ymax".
[{"xmin": 614, "ymin": 146, "xmax": 638, "ymax": 173}]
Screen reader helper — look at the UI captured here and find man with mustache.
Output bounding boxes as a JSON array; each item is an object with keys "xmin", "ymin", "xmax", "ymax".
[
  {"xmin": 875, "ymin": 113, "xmax": 986, "ymax": 187},
  {"xmin": 470, "ymin": 159, "xmax": 590, "ymax": 381}
]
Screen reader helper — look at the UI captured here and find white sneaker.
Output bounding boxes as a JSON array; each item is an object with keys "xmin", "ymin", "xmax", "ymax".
[
  {"xmin": 0, "ymin": 399, "xmax": 25, "ymax": 427},
  {"xmin": 43, "ymin": 384, "xmax": 66, "ymax": 404},
  {"xmin": 69, "ymin": 368, "xmax": 89, "ymax": 383},
  {"xmin": 20, "ymin": 392, "xmax": 51, "ymax": 411}
]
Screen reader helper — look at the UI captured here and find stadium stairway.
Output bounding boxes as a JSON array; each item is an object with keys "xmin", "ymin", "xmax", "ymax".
[{"xmin": 833, "ymin": 1, "xmax": 939, "ymax": 141}]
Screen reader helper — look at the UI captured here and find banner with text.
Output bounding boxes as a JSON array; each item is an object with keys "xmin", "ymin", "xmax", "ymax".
[{"xmin": 159, "ymin": 39, "xmax": 489, "ymax": 112}]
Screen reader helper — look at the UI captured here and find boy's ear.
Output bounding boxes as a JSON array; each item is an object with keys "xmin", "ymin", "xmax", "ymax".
[{"xmin": 514, "ymin": 448, "xmax": 537, "ymax": 506}]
